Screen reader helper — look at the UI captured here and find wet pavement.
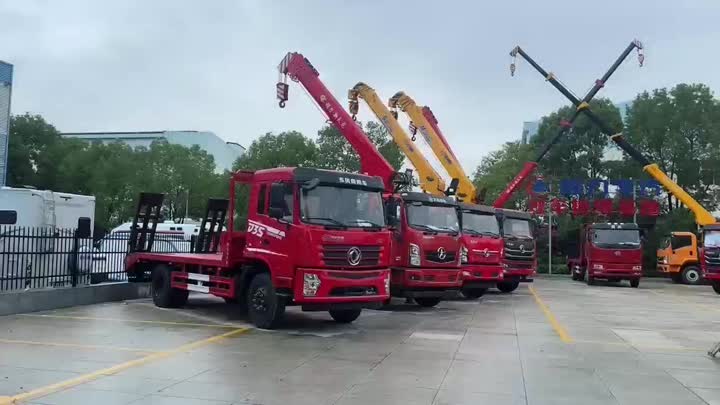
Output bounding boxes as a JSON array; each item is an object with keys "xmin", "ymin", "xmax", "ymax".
[{"xmin": 2, "ymin": 276, "xmax": 720, "ymax": 404}]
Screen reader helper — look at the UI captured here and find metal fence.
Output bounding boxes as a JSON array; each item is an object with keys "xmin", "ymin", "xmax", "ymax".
[{"xmin": 0, "ymin": 226, "xmax": 193, "ymax": 292}]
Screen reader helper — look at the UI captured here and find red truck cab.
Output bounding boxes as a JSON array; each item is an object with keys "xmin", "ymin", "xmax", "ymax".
[
  {"xmin": 125, "ymin": 167, "xmax": 392, "ymax": 329},
  {"xmin": 568, "ymin": 222, "xmax": 643, "ymax": 287},
  {"xmin": 384, "ymin": 192, "xmax": 462, "ymax": 307},
  {"xmin": 700, "ymin": 224, "xmax": 720, "ymax": 293},
  {"xmin": 497, "ymin": 209, "xmax": 537, "ymax": 292},
  {"xmin": 457, "ymin": 203, "xmax": 504, "ymax": 298}
]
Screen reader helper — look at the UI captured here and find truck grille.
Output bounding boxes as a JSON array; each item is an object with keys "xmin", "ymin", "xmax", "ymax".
[
  {"xmin": 704, "ymin": 249, "xmax": 720, "ymax": 270},
  {"xmin": 504, "ymin": 247, "xmax": 535, "ymax": 261},
  {"xmin": 321, "ymin": 245, "xmax": 381, "ymax": 267},
  {"xmin": 425, "ymin": 251, "xmax": 457, "ymax": 263}
]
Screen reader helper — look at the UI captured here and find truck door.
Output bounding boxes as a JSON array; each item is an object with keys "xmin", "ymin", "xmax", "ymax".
[{"xmin": 249, "ymin": 182, "xmax": 294, "ymax": 279}]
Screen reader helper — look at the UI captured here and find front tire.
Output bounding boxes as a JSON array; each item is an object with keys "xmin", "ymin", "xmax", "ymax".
[
  {"xmin": 462, "ymin": 288, "xmax": 487, "ymax": 299},
  {"xmin": 712, "ymin": 282, "xmax": 720, "ymax": 294},
  {"xmin": 681, "ymin": 266, "xmax": 702, "ymax": 285},
  {"xmin": 414, "ymin": 297, "xmax": 441, "ymax": 307},
  {"xmin": 247, "ymin": 273, "xmax": 285, "ymax": 329},
  {"xmin": 152, "ymin": 265, "xmax": 189, "ymax": 308},
  {"xmin": 329, "ymin": 309, "xmax": 362, "ymax": 323},
  {"xmin": 585, "ymin": 270, "xmax": 595, "ymax": 286},
  {"xmin": 630, "ymin": 279, "xmax": 640, "ymax": 288},
  {"xmin": 497, "ymin": 280, "xmax": 520, "ymax": 293}
]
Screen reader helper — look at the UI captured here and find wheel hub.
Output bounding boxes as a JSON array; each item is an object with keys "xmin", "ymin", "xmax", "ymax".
[
  {"xmin": 687, "ymin": 270, "xmax": 699, "ymax": 282},
  {"xmin": 251, "ymin": 287, "xmax": 268, "ymax": 313}
]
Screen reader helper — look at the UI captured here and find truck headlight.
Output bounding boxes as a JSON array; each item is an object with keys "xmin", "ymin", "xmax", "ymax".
[
  {"xmin": 384, "ymin": 273, "xmax": 391, "ymax": 294},
  {"xmin": 633, "ymin": 265, "xmax": 642, "ymax": 271},
  {"xmin": 303, "ymin": 273, "xmax": 321, "ymax": 296},
  {"xmin": 663, "ymin": 257, "xmax": 668, "ymax": 264},
  {"xmin": 592, "ymin": 264, "xmax": 604, "ymax": 270},
  {"xmin": 409, "ymin": 243, "xmax": 421, "ymax": 266},
  {"xmin": 460, "ymin": 246, "xmax": 468, "ymax": 264}
]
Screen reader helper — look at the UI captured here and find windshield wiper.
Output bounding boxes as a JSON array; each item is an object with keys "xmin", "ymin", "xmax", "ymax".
[
  {"xmin": 434, "ymin": 226, "xmax": 459, "ymax": 235},
  {"xmin": 304, "ymin": 217, "xmax": 347, "ymax": 228},
  {"xmin": 463, "ymin": 229, "xmax": 481, "ymax": 236},
  {"xmin": 346, "ymin": 219, "xmax": 384, "ymax": 228},
  {"xmin": 411, "ymin": 224, "xmax": 438, "ymax": 234}
]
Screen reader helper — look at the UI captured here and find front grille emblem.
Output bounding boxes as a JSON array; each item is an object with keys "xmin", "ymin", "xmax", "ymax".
[
  {"xmin": 437, "ymin": 247, "xmax": 447, "ymax": 260},
  {"xmin": 347, "ymin": 247, "xmax": 362, "ymax": 266},
  {"xmin": 520, "ymin": 245, "xmax": 525, "ymax": 253}
]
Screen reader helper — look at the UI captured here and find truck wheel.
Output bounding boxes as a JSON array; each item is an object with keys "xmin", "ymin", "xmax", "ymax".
[
  {"xmin": 712, "ymin": 282, "xmax": 720, "ymax": 294},
  {"xmin": 571, "ymin": 271, "xmax": 579, "ymax": 281},
  {"xmin": 681, "ymin": 266, "xmax": 702, "ymax": 285},
  {"xmin": 462, "ymin": 288, "xmax": 487, "ymax": 299},
  {"xmin": 152, "ymin": 265, "xmax": 189, "ymax": 308},
  {"xmin": 247, "ymin": 273, "xmax": 285, "ymax": 329},
  {"xmin": 630, "ymin": 279, "xmax": 640, "ymax": 288},
  {"xmin": 329, "ymin": 309, "xmax": 362, "ymax": 323},
  {"xmin": 414, "ymin": 297, "xmax": 441, "ymax": 307},
  {"xmin": 497, "ymin": 280, "xmax": 520, "ymax": 293}
]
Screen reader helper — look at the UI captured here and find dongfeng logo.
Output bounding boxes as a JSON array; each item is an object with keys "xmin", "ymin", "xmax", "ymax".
[
  {"xmin": 347, "ymin": 247, "xmax": 362, "ymax": 266},
  {"xmin": 437, "ymin": 247, "xmax": 447, "ymax": 260},
  {"xmin": 614, "ymin": 251, "xmax": 621, "ymax": 257},
  {"xmin": 482, "ymin": 248, "xmax": 490, "ymax": 258},
  {"xmin": 519, "ymin": 245, "xmax": 526, "ymax": 253}
]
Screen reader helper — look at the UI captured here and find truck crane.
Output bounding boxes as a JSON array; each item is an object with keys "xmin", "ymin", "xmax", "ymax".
[
  {"xmin": 510, "ymin": 44, "xmax": 720, "ymax": 290},
  {"xmin": 494, "ymin": 40, "xmax": 644, "ymax": 209},
  {"xmin": 347, "ymin": 82, "xmax": 453, "ymax": 197},
  {"xmin": 277, "ymin": 53, "xmax": 462, "ymax": 307},
  {"xmin": 390, "ymin": 92, "xmax": 535, "ymax": 294}
]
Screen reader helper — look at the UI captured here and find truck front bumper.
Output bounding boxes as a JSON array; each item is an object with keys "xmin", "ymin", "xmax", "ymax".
[
  {"xmin": 390, "ymin": 267, "xmax": 463, "ymax": 298},
  {"xmin": 461, "ymin": 264, "xmax": 503, "ymax": 289},
  {"xmin": 292, "ymin": 268, "xmax": 390, "ymax": 305},
  {"xmin": 588, "ymin": 268, "xmax": 642, "ymax": 280},
  {"xmin": 502, "ymin": 262, "xmax": 536, "ymax": 281}
]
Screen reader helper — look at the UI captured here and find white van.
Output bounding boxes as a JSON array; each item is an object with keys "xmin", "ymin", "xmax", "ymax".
[{"xmin": 0, "ymin": 187, "xmax": 96, "ymax": 290}]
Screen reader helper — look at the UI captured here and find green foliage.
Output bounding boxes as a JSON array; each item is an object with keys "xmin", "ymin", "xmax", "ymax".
[
  {"xmin": 233, "ymin": 131, "xmax": 318, "ymax": 171},
  {"xmin": 472, "ymin": 141, "xmax": 533, "ymax": 208},
  {"xmin": 315, "ymin": 121, "xmax": 404, "ymax": 172},
  {"xmin": 7, "ymin": 113, "xmax": 63, "ymax": 188}
]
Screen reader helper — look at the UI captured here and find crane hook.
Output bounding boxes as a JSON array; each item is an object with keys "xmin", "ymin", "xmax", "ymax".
[
  {"xmin": 279, "ymin": 101, "xmax": 286, "ymax": 108},
  {"xmin": 351, "ymin": 114, "xmax": 357, "ymax": 122},
  {"xmin": 637, "ymin": 49, "xmax": 645, "ymax": 67},
  {"xmin": 510, "ymin": 62, "xmax": 516, "ymax": 77}
]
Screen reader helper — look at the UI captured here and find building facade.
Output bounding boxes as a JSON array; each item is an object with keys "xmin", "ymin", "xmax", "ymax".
[
  {"xmin": 0, "ymin": 61, "xmax": 13, "ymax": 186},
  {"xmin": 60, "ymin": 130, "xmax": 245, "ymax": 173}
]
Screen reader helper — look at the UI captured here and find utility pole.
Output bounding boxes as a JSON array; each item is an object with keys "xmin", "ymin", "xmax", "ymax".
[{"xmin": 547, "ymin": 188, "xmax": 553, "ymax": 275}]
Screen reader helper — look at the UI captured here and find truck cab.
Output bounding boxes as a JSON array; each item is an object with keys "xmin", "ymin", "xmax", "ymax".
[
  {"xmin": 569, "ymin": 223, "xmax": 643, "ymax": 287},
  {"xmin": 701, "ymin": 224, "xmax": 720, "ymax": 293},
  {"xmin": 385, "ymin": 192, "xmax": 462, "ymax": 307},
  {"xmin": 496, "ymin": 209, "xmax": 536, "ymax": 293},
  {"xmin": 457, "ymin": 203, "xmax": 503, "ymax": 298},
  {"xmin": 657, "ymin": 232, "xmax": 701, "ymax": 285},
  {"xmin": 126, "ymin": 167, "xmax": 392, "ymax": 329}
]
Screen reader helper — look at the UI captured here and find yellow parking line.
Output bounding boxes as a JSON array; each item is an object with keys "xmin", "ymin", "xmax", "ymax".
[
  {"xmin": 0, "ymin": 338, "xmax": 158, "ymax": 353},
  {"xmin": 19, "ymin": 313, "xmax": 239, "ymax": 329},
  {"xmin": 0, "ymin": 327, "xmax": 250, "ymax": 405},
  {"xmin": 528, "ymin": 286, "xmax": 573, "ymax": 343}
]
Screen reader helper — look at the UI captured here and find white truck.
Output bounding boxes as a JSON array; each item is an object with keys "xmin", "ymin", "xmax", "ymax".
[{"xmin": 0, "ymin": 187, "xmax": 95, "ymax": 289}]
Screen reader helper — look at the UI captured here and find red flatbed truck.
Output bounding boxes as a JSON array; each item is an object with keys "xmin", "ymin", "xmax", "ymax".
[
  {"xmin": 125, "ymin": 167, "xmax": 392, "ymax": 329},
  {"xmin": 568, "ymin": 223, "xmax": 643, "ymax": 287},
  {"xmin": 276, "ymin": 52, "xmax": 462, "ymax": 307}
]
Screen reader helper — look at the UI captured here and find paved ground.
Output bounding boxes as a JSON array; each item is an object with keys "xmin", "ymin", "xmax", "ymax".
[{"xmin": 1, "ymin": 277, "xmax": 720, "ymax": 404}]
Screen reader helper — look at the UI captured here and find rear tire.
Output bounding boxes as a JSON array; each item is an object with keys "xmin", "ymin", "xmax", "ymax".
[
  {"xmin": 681, "ymin": 266, "xmax": 702, "ymax": 285},
  {"xmin": 152, "ymin": 265, "xmax": 189, "ymax": 308},
  {"xmin": 247, "ymin": 273, "xmax": 285, "ymax": 329},
  {"xmin": 712, "ymin": 282, "xmax": 720, "ymax": 295},
  {"xmin": 630, "ymin": 279, "xmax": 640, "ymax": 288},
  {"xmin": 497, "ymin": 280, "xmax": 520, "ymax": 293},
  {"xmin": 414, "ymin": 297, "xmax": 441, "ymax": 307},
  {"xmin": 462, "ymin": 288, "xmax": 487, "ymax": 299},
  {"xmin": 329, "ymin": 309, "xmax": 362, "ymax": 323}
]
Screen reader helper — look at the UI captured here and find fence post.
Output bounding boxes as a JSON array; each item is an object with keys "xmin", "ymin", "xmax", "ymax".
[{"xmin": 70, "ymin": 229, "xmax": 80, "ymax": 287}]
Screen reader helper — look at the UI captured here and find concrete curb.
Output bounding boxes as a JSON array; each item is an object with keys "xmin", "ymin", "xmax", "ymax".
[{"xmin": 0, "ymin": 282, "xmax": 151, "ymax": 316}]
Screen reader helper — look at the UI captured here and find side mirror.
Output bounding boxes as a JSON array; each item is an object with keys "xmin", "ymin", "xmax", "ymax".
[
  {"xmin": 269, "ymin": 207, "xmax": 284, "ymax": 220},
  {"xmin": 76, "ymin": 217, "xmax": 92, "ymax": 238}
]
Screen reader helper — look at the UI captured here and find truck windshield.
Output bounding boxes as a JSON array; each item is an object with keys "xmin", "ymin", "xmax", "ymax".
[
  {"xmin": 592, "ymin": 229, "xmax": 640, "ymax": 248},
  {"xmin": 462, "ymin": 211, "xmax": 499, "ymax": 236},
  {"xmin": 503, "ymin": 218, "xmax": 533, "ymax": 238},
  {"xmin": 407, "ymin": 203, "xmax": 459, "ymax": 234},
  {"xmin": 300, "ymin": 186, "xmax": 385, "ymax": 228},
  {"xmin": 705, "ymin": 231, "xmax": 720, "ymax": 247}
]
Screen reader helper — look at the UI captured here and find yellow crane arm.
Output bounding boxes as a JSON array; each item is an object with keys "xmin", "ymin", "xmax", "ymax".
[
  {"xmin": 349, "ymin": 83, "xmax": 447, "ymax": 196},
  {"xmin": 643, "ymin": 163, "xmax": 715, "ymax": 226},
  {"xmin": 389, "ymin": 92, "xmax": 476, "ymax": 202}
]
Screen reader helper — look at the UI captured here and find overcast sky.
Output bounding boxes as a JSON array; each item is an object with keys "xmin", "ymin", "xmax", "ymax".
[{"xmin": 2, "ymin": 0, "xmax": 719, "ymax": 175}]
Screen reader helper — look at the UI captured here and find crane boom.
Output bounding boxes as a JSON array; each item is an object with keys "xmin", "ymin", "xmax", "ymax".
[
  {"xmin": 389, "ymin": 92, "xmax": 476, "ymax": 201},
  {"xmin": 348, "ymin": 83, "xmax": 448, "ymax": 196},
  {"xmin": 276, "ymin": 52, "xmax": 400, "ymax": 193},
  {"xmin": 494, "ymin": 40, "xmax": 644, "ymax": 209},
  {"xmin": 512, "ymin": 46, "xmax": 715, "ymax": 226},
  {"xmin": 422, "ymin": 107, "xmax": 459, "ymax": 162}
]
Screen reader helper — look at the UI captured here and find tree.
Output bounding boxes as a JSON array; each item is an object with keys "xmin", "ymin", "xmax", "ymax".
[
  {"xmin": 529, "ymin": 98, "xmax": 623, "ymax": 181},
  {"xmin": 472, "ymin": 141, "xmax": 533, "ymax": 208},
  {"xmin": 7, "ymin": 113, "xmax": 62, "ymax": 187},
  {"xmin": 315, "ymin": 121, "xmax": 404, "ymax": 172},
  {"xmin": 622, "ymin": 83, "xmax": 720, "ymax": 212},
  {"xmin": 233, "ymin": 131, "xmax": 318, "ymax": 171}
]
